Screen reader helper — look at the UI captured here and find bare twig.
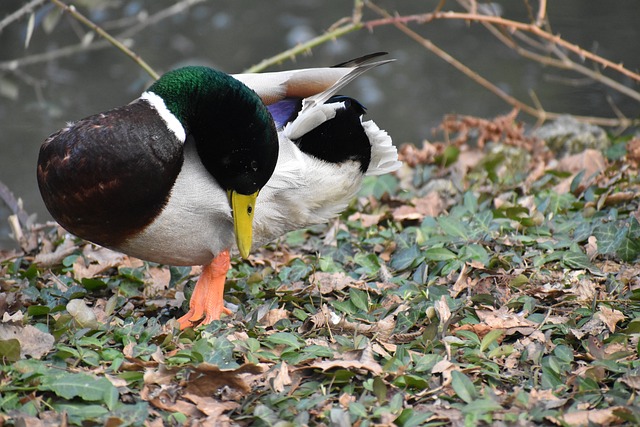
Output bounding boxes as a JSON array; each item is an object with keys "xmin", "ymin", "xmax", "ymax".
[
  {"xmin": 49, "ymin": 0, "xmax": 159, "ymax": 80},
  {"xmin": 535, "ymin": 0, "xmax": 547, "ymax": 27},
  {"xmin": 244, "ymin": 22, "xmax": 362, "ymax": 73},
  {"xmin": 117, "ymin": 0, "xmax": 206, "ymax": 40},
  {"xmin": 0, "ymin": 39, "xmax": 110, "ymax": 71},
  {"xmin": 473, "ymin": 10, "xmax": 640, "ymax": 104},
  {"xmin": 365, "ymin": 2, "xmax": 639, "ymax": 129},
  {"xmin": 0, "ymin": 0, "xmax": 46, "ymax": 33},
  {"xmin": 0, "ymin": 0, "xmax": 206, "ymax": 77},
  {"xmin": 365, "ymin": 10, "xmax": 640, "ymax": 84},
  {"xmin": 0, "ymin": 181, "xmax": 30, "ymax": 227}
]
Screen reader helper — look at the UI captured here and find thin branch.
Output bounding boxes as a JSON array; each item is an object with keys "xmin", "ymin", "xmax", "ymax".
[
  {"xmin": 365, "ymin": 11, "xmax": 640, "ymax": 84},
  {"xmin": 0, "ymin": 0, "xmax": 204, "ymax": 76},
  {"xmin": 365, "ymin": 3, "xmax": 539, "ymax": 117},
  {"xmin": 0, "ymin": 0, "xmax": 46, "ymax": 33},
  {"xmin": 244, "ymin": 22, "xmax": 362, "ymax": 73},
  {"xmin": 117, "ymin": 0, "xmax": 206, "ymax": 40},
  {"xmin": 0, "ymin": 181, "xmax": 30, "ymax": 228},
  {"xmin": 476, "ymin": 12, "xmax": 640, "ymax": 103},
  {"xmin": 536, "ymin": 0, "xmax": 547, "ymax": 27},
  {"xmin": 365, "ymin": 2, "xmax": 639, "ymax": 129},
  {"xmin": 49, "ymin": 0, "xmax": 159, "ymax": 80},
  {"xmin": 0, "ymin": 38, "xmax": 109, "ymax": 71}
]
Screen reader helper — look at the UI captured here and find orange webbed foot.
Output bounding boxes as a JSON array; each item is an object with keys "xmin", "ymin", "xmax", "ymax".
[{"xmin": 177, "ymin": 250, "xmax": 232, "ymax": 330}]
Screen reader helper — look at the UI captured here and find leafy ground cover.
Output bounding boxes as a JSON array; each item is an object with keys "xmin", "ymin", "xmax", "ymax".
[{"xmin": 1, "ymin": 113, "xmax": 640, "ymax": 426}]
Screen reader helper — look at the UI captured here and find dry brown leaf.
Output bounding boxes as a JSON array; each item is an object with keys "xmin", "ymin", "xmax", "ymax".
[
  {"xmin": 148, "ymin": 390, "xmax": 201, "ymax": 417},
  {"xmin": 556, "ymin": 149, "xmax": 606, "ymax": 177},
  {"xmin": 529, "ymin": 388, "xmax": 567, "ymax": 409},
  {"xmin": 431, "ymin": 359, "xmax": 456, "ymax": 386},
  {"xmin": 260, "ymin": 308, "xmax": 289, "ymax": 327},
  {"xmin": 119, "ymin": 255, "xmax": 145, "ymax": 269},
  {"xmin": 145, "ymin": 418, "xmax": 164, "ymax": 427},
  {"xmin": 450, "ymin": 264, "xmax": 471, "ymax": 297},
  {"xmin": 105, "ymin": 373, "xmax": 128, "ymax": 388},
  {"xmin": 392, "ymin": 192, "xmax": 444, "ymax": 222},
  {"xmin": 620, "ymin": 374, "xmax": 640, "ymax": 390},
  {"xmin": 310, "ymin": 271, "xmax": 358, "ymax": 294},
  {"xmin": 181, "ymin": 393, "xmax": 238, "ymax": 418},
  {"xmin": 33, "ymin": 236, "xmax": 76, "ymax": 267},
  {"xmin": 267, "ymin": 361, "xmax": 292, "ymax": 393},
  {"xmin": 585, "ymin": 236, "xmax": 598, "ymax": 260},
  {"xmin": 454, "ymin": 149, "xmax": 485, "ymax": 174},
  {"xmin": 348, "ymin": 212, "xmax": 384, "ymax": 227},
  {"xmin": 71, "ymin": 245, "xmax": 125, "ymax": 280},
  {"xmin": 557, "ymin": 406, "xmax": 628, "ymax": 426},
  {"xmin": 184, "ymin": 363, "xmax": 265, "ymax": 398},
  {"xmin": 398, "ymin": 140, "xmax": 438, "ymax": 166},
  {"xmin": 92, "ymin": 298, "xmax": 111, "ymax": 325},
  {"xmin": 554, "ymin": 149, "xmax": 606, "ymax": 194},
  {"xmin": 144, "ymin": 364, "xmax": 179, "ymax": 386},
  {"xmin": 82, "ymin": 245, "xmax": 125, "ymax": 266},
  {"xmin": 0, "ymin": 322, "xmax": 54, "ymax": 359},
  {"xmin": 598, "ymin": 191, "xmax": 636, "ymax": 207},
  {"xmin": 144, "ymin": 266, "xmax": 171, "ymax": 298},
  {"xmin": 431, "ymin": 359, "xmax": 454, "ymax": 374},
  {"xmin": 227, "ymin": 331, "xmax": 250, "ymax": 345},
  {"xmin": 476, "ymin": 307, "xmax": 536, "ymax": 329},
  {"xmin": 307, "ymin": 345, "xmax": 383, "ymax": 375},
  {"xmin": 338, "ymin": 392, "xmax": 355, "ymax": 408},
  {"xmin": 312, "ymin": 305, "xmax": 396, "ymax": 340},
  {"xmin": 123, "ymin": 342, "xmax": 135, "ymax": 358},
  {"xmin": 434, "ymin": 296, "xmax": 451, "ymax": 325},
  {"xmin": 572, "ymin": 318, "xmax": 607, "ymax": 341},
  {"xmin": 9, "ymin": 415, "xmax": 44, "ymax": 427},
  {"xmin": 279, "ymin": 272, "xmax": 362, "ymax": 296},
  {"xmin": 595, "ymin": 306, "xmax": 625, "ymax": 333},
  {"xmin": 524, "ymin": 158, "xmax": 547, "ymax": 187},
  {"xmin": 453, "ymin": 323, "xmax": 494, "ymax": 339},
  {"xmin": 626, "ymin": 137, "xmax": 640, "ymax": 166}
]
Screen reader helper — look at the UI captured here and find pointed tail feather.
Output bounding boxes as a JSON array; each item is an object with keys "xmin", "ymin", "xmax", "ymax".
[
  {"xmin": 232, "ymin": 53, "xmax": 394, "ymax": 106},
  {"xmin": 300, "ymin": 57, "xmax": 395, "ymax": 111}
]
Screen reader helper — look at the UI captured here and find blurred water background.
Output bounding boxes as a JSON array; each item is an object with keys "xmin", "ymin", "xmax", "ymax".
[{"xmin": 0, "ymin": 0, "xmax": 639, "ymax": 248}]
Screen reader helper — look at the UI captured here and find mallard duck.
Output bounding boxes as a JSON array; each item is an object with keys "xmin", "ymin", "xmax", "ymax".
[{"xmin": 37, "ymin": 53, "xmax": 400, "ymax": 329}]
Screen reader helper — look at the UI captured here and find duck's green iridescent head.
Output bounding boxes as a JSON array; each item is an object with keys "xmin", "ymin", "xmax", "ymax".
[{"xmin": 147, "ymin": 66, "xmax": 278, "ymax": 196}]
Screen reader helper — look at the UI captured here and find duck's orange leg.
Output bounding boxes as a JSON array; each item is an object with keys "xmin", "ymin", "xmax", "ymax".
[{"xmin": 177, "ymin": 250, "xmax": 233, "ymax": 329}]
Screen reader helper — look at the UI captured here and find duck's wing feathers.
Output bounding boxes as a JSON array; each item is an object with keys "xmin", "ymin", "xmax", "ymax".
[
  {"xmin": 232, "ymin": 53, "xmax": 393, "ymax": 107},
  {"xmin": 37, "ymin": 99, "xmax": 184, "ymax": 247}
]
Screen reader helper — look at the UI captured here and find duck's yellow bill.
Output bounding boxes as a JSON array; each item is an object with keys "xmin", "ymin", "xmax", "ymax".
[{"xmin": 229, "ymin": 190, "xmax": 258, "ymax": 259}]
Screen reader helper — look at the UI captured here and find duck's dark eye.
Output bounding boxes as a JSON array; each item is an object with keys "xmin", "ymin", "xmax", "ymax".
[{"xmin": 251, "ymin": 160, "xmax": 258, "ymax": 171}]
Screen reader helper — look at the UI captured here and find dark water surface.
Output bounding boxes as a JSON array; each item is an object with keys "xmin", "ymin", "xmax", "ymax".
[{"xmin": 1, "ymin": 0, "xmax": 639, "ymax": 248}]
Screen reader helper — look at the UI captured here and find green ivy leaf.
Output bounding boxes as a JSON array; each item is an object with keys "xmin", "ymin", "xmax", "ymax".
[
  {"xmin": 391, "ymin": 245, "xmax": 421, "ymax": 271},
  {"xmin": 617, "ymin": 236, "xmax": 640, "ymax": 262},
  {"xmin": 460, "ymin": 244, "xmax": 489, "ymax": 266},
  {"xmin": 594, "ymin": 223, "xmax": 624, "ymax": 255},
  {"xmin": 40, "ymin": 372, "xmax": 119, "ymax": 406},
  {"xmin": 358, "ymin": 174, "xmax": 399, "ymax": 199},
  {"xmin": 349, "ymin": 288, "xmax": 369, "ymax": 311},
  {"xmin": 480, "ymin": 329, "xmax": 504, "ymax": 353},
  {"xmin": 424, "ymin": 247, "xmax": 457, "ymax": 261},
  {"xmin": 266, "ymin": 332, "xmax": 302, "ymax": 350},
  {"xmin": 438, "ymin": 216, "xmax": 469, "ymax": 240},
  {"xmin": 451, "ymin": 370, "xmax": 477, "ymax": 403},
  {"xmin": 561, "ymin": 250, "xmax": 593, "ymax": 270},
  {"xmin": 0, "ymin": 339, "xmax": 20, "ymax": 361}
]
